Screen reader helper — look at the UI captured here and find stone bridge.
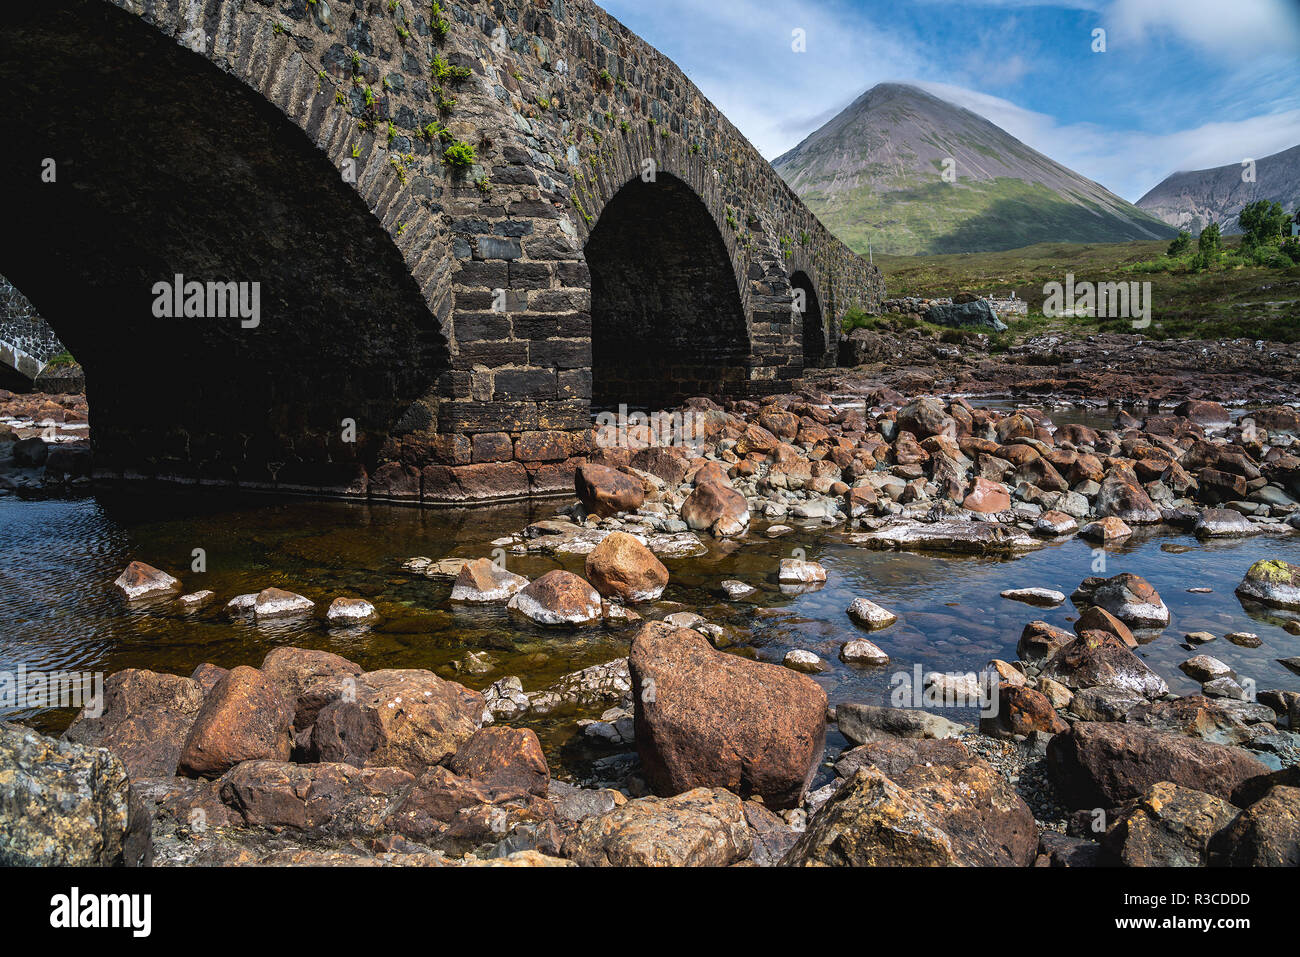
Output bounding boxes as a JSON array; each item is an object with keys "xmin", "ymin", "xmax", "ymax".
[
  {"xmin": 0, "ymin": 275, "xmax": 67, "ymax": 384},
  {"xmin": 0, "ymin": 0, "xmax": 883, "ymax": 502}
]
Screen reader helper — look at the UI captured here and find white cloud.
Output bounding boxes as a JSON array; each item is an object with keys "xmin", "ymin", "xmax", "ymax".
[{"xmin": 1107, "ymin": 0, "xmax": 1300, "ymax": 59}]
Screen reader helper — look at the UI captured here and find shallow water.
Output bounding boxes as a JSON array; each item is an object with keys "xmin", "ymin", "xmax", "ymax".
[{"xmin": 2, "ymin": 489, "xmax": 1298, "ymax": 772}]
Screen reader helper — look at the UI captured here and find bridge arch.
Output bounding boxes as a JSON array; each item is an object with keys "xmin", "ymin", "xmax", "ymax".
[
  {"xmin": 790, "ymin": 269, "xmax": 828, "ymax": 369},
  {"xmin": 586, "ymin": 172, "xmax": 750, "ymax": 410}
]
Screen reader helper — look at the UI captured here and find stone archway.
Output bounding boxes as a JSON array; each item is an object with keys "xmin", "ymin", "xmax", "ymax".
[
  {"xmin": 585, "ymin": 173, "xmax": 750, "ymax": 411},
  {"xmin": 0, "ymin": 0, "xmax": 448, "ymax": 489},
  {"xmin": 791, "ymin": 270, "xmax": 827, "ymax": 368}
]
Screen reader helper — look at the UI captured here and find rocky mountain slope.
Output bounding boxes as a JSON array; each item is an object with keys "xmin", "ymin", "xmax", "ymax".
[{"xmin": 1136, "ymin": 144, "xmax": 1300, "ymax": 235}]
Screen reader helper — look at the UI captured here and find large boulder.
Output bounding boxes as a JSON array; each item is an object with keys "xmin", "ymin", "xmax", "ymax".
[
  {"xmin": 1235, "ymin": 559, "xmax": 1300, "ymax": 610},
  {"xmin": 1208, "ymin": 786, "xmax": 1300, "ymax": 866},
  {"xmin": 897, "ymin": 397, "xmax": 956, "ymax": 439},
  {"xmin": 584, "ymin": 531, "xmax": 669, "ymax": 603},
  {"xmin": 217, "ymin": 760, "xmax": 416, "ymax": 834},
  {"xmin": 680, "ymin": 481, "xmax": 750, "ymax": 537},
  {"xmin": 926, "ymin": 299, "xmax": 1007, "ymax": 332},
  {"xmin": 449, "ymin": 727, "xmax": 549, "ymax": 797},
  {"xmin": 836, "ymin": 702, "xmax": 964, "ymax": 744},
  {"xmin": 450, "ymin": 558, "xmax": 529, "ymax": 603},
  {"xmin": 629, "ymin": 623, "xmax": 826, "ymax": 809},
  {"xmin": 260, "ymin": 647, "xmax": 363, "ymax": 708},
  {"xmin": 0, "ymin": 722, "xmax": 150, "ymax": 866},
  {"xmin": 562, "ymin": 787, "xmax": 751, "ymax": 867},
  {"xmin": 1041, "ymin": 632, "xmax": 1168, "ymax": 698},
  {"xmin": 507, "ymin": 570, "xmax": 603, "ymax": 626},
  {"xmin": 179, "ymin": 666, "xmax": 294, "ymax": 778},
  {"xmin": 1085, "ymin": 573, "xmax": 1170, "ymax": 628},
  {"xmin": 575, "ymin": 464, "xmax": 645, "ymax": 517},
  {"xmin": 1047, "ymin": 722, "xmax": 1271, "ymax": 808},
  {"xmin": 1101, "ymin": 781, "xmax": 1238, "ymax": 867},
  {"xmin": 310, "ymin": 669, "xmax": 485, "ymax": 775},
  {"xmin": 1096, "ymin": 468, "xmax": 1161, "ymax": 524},
  {"xmin": 63, "ymin": 669, "xmax": 205, "ymax": 779}
]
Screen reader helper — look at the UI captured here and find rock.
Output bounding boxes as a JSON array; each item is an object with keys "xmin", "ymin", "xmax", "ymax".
[
  {"xmin": 177, "ymin": 590, "xmax": 215, "ymax": 608},
  {"xmin": 782, "ymin": 769, "xmax": 958, "ymax": 866},
  {"xmin": 63, "ymin": 669, "xmax": 205, "ymax": 779},
  {"xmin": 720, "ymin": 580, "xmax": 756, "ymax": 599},
  {"xmin": 988, "ymin": 684, "xmax": 1068, "ymax": 737},
  {"xmin": 846, "ymin": 597, "xmax": 897, "ymax": 630},
  {"xmin": 1070, "ymin": 685, "xmax": 1146, "ymax": 721},
  {"xmin": 1124, "ymin": 696, "xmax": 1270, "ymax": 747},
  {"xmin": 681, "ymin": 481, "xmax": 750, "ymax": 536},
  {"xmin": 563, "ymin": 788, "xmax": 751, "ymax": 867},
  {"xmin": 1184, "ymin": 630, "xmax": 1215, "ymax": 644},
  {"xmin": 0, "ymin": 723, "xmax": 150, "ymax": 866},
  {"xmin": 11, "ymin": 436, "xmax": 48, "ymax": 467},
  {"xmin": 743, "ymin": 799, "xmax": 799, "ymax": 866},
  {"xmin": 629, "ymin": 624, "xmax": 826, "ymax": 809},
  {"xmin": 1202, "ymin": 676, "xmax": 1247, "ymax": 700},
  {"xmin": 897, "ymin": 397, "xmax": 956, "ymax": 439},
  {"xmin": 1047, "ymin": 721, "xmax": 1271, "ymax": 808},
  {"xmin": 548, "ymin": 780, "xmax": 624, "ymax": 823},
  {"xmin": 1225, "ymin": 631, "xmax": 1262, "ymax": 648},
  {"xmin": 1075, "ymin": 605, "xmax": 1137, "ymax": 648},
  {"xmin": 1041, "ymin": 632, "xmax": 1168, "ymax": 698},
  {"xmin": 507, "ymin": 570, "xmax": 602, "ymax": 626},
  {"xmin": 1036, "ymin": 676, "xmax": 1074, "ymax": 709},
  {"xmin": 326, "ymin": 597, "xmax": 378, "ymax": 623},
  {"xmin": 179, "ymin": 666, "xmax": 294, "ymax": 778},
  {"xmin": 851, "ymin": 520, "xmax": 1041, "ymax": 555},
  {"xmin": 1209, "ymin": 786, "xmax": 1300, "ymax": 866},
  {"xmin": 449, "ymin": 727, "xmax": 549, "ymax": 797},
  {"xmin": 1101, "ymin": 781, "xmax": 1238, "ymax": 866},
  {"xmin": 1079, "ymin": 516, "xmax": 1132, "ymax": 542},
  {"xmin": 1175, "ymin": 400, "xmax": 1230, "ymax": 427},
  {"xmin": 1018, "ymin": 620, "xmax": 1075, "ymax": 662},
  {"xmin": 450, "ymin": 558, "xmax": 529, "ymax": 603},
  {"xmin": 783, "ymin": 650, "xmax": 826, "ymax": 673},
  {"xmin": 926, "ymin": 299, "xmax": 1007, "ymax": 332},
  {"xmin": 112, "ymin": 561, "xmax": 181, "ymax": 600},
  {"xmin": 778, "ymin": 558, "xmax": 826, "ymax": 583},
  {"xmin": 1195, "ymin": 508, "xmax": 1260, "ymax": 538},
  {"xmin": 630, "ymin": 446, "xmax": 690, "ymax": 486},
  {"xmin": 1001, "ymin": 587, "xmax": 1065, "ymax": 607},
  {"xmin": 836, "ymin": 702, "xmax": 964, "ymax": 744},
  {"xmin": 840, "ymin": 639, "xmax": 889, "ymax": 666},
  {"xmin": 584, "ymin": 532, "xmax": 669, "ymax": 603},
  {"xmin": 1035, "ymin": 510, "xmax": 1078, "ymax": 536},
  {"xmin": 190, "ymin": 663, "xmax": 229, "ymax": 695},
  {"xmin": 1180, "ymin": 655, "xmax": 1234, "ymax": 683},
  {"xmin": 1087, "ymin": 572, "xmax": 1170, "ymax": 628},
  {"xmin": 963, "ymin": 476, "xmax": 1011, "ymax": 513},
  {"xmin": 575, "ymin": 463, "xmax": 645, "ymax": 516},
  {"xmin": 311, "ymin": 669, "xmax": 484, "ymax": 775},
  {"xmin": 260, "ymin": 647, "xmax": 363, "ymax": 711},
  {"xmin": 1036, "ymin": 831, "xmax": 1103, "ymax": 867},
  {"xmin": 1235, "ymin": 559, "xmax": 1300, "ymax": 610},
  {"xmin": 253, "ymin": 587, "xmax": 314, "ymax": 619},
  {"xmin": 217, "ymin": 761, "xmax": 415, "ymax": 834},
  {"xmin": 1096, "ymin": 468, "xmax": 1161, "ymax": 523}
]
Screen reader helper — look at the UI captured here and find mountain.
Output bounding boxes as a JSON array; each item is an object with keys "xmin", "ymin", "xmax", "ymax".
[
  {"xmin": 1136, "ymin": 144, "xmax": 1300, "ymax": 235},
  {"xmin": 773, "ymin": 83, "xmax": 1176, "ymax": 257}
]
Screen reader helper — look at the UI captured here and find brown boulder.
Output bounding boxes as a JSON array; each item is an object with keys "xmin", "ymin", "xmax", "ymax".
[
  {"xmin": 218, "ymin": 760, "xmax": 416, "ymax": 833},
  {"xmin": 962, "ymin": 476, "xmax": 1011, "ymax": 513},
  {"xmin": 681, "ymin": 481, "xmax": 750, "ymax": 536},
  {"xmin": 575, "ymin": 463, "xmax": 645, "ymax": 517},
  {"xmin": 64, "ymin": 669, "xmax": 205, "ymax": 779},
  {"xmin": 629, "ymin": 623, "xmax": 826, "ymax": 809},
  {"xmin": 1209, "ymin": 786, "xmax": 1300, "ymax": 866},
  {"xmin": 179, "ymin": 666, "xmax": 294, "ymax": 778},
  {"xmin": 112, "ymin": 561, "xmax": 182, "ymax": 600},
  {"xmin": 507, "ymin": 569, "xmax": 603, "ymax": 626},
  {"xmin": 1041, "ymin": 632, "xmax": 1168, "ymax": 698},
  {"xmin": 260, "ymin": 647, "xmax": 363, "ymax": 706},
  {"xmin": 563, "ymin": 787, "xmax": 751, "ymax": 867},
  {"xmin": 1101, "ymin": 781, "xmax": 1238, "ymax": 866},
  {"xmin": 584, "ymin": 531, "xmax": 669, "ymax": 603},
  {"xmin": 449, "ymin": 727, "xmax": 549, "ymax": 797}
]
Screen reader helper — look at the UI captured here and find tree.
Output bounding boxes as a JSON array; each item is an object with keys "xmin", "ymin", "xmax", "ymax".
[
  {"xmin": 1167, "ymin": 230, "xmax": 1191, "ymax": 256},
  {"xmin": 1238, "ymin": 200, "xmax": 1287, "ymax": 248},
  {"xmin": 1194, "ymin": 222, "xmax": 1222, "ymax": 270}
]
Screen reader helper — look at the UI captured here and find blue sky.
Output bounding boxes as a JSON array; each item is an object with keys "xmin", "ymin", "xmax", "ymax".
[{"xmin": 596, "ymin": 0, "xmax": 1300, "ymax": 202}]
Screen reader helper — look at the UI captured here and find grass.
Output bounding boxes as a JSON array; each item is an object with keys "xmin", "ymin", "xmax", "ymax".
[{"xmin": 872, "ymin": 237, "xmax": 1300, "ymax": 343}]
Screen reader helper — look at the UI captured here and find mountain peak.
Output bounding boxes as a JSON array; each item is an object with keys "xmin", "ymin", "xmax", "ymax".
[
  {"xmin": 1136, "ymin": 144, "xmax": 1300, "ymax": 235},
  {"xmin": 774, "ymin": 84, "xmax": 1175, "ymax": 256}
]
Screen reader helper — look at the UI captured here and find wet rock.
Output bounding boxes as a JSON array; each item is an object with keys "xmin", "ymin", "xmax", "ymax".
[
  {"xmin": 783, "ymin": 650, "xmax": 826, "ymax": 673},
  {"xmin": 1208, "ymin": 786, "xmax": 1300, "ymax": 866},
  {"xmin": 449, "ymin": 727, "xmax": 549, "ymax": 797},
  {"xmin": 1079, "ymin": 516, "xmax": 1132, "ymax": 542},
  {"xmin": 1101, "ymin": 781, "xmax": 1238, "ymax": 866},
  {"xmin": 521, "ymin": 659, "xmax": 632, "ymax": 716},
  {"xmin": 63, "ymin": 669, "xmax": 205, "ymax": 779},
  {"xmin": 563, "ymin": 787, "xmax": 751, "ymax": 867},
  {"xmin": 1001, "ymin": 587, "xmax": 1065, "ymax": 607},
  {"xmin": 1096, "ymin": 467, "xmax": 1161, "ymax": 523},
  {"xmin": 1235, "ymin": 559, "xmax": 1300, "ymax": 610},
  {"xmin": 852, "ymin": 520, "xmax": 1041, "ymax": 555},
  {"xmin": 253, "ymin": 587, "xmax": 314, "ymax": 619},
  {"xmin": 836, "ymin": 702, "xmax": 963, "ymax": 744},
  {"xmin": 986, "ymin": 684, "xmax": 1068, "ymax": 737},
  {"xmin": 507, "ymin": 570, "xmax": 602, "ymax": 626},
  {"xmin": 575, "ymin": 463, "xmax": 645, "ymax": 517},
  {"xmin": 840, "ymin": 638, "xmax": 890, "ymax": 666},
  {"xmin": 846, "ymin": 597, "xmax": 897, "ymax": 630},
  {"xmin": 1195, "ymin": 508, "xmax": 1260, "ymax": 538},
  {"xmin": 1124, "ymin": 695, "xmax": 1271, "ymax": 747},
  {"xmin": 0, "ymin": 723, "xmax": 150, "ymax": 866},
  {"xmin": 1070, "ymin": 685, "xmax": 1146, "ymax": 721},
  {"xmin": 218, "ymin": 761, "xmax": 415, "ymax": 834},
  {"xmin": 1074, "ymin": 605, "xmax": 1137, "ymax": 648},
  {"xmin": 1225, "ymin": 631, "xmax": 1262, "ymax": 648},
  {"xmin": 112, "ymin": 561, "xmax": 182, "ymax": 600},
  {"xmin": 1035, "ymin": 510, "xmax": 1079, "ymax": 535},
  {"xmin": 311, "ymin": 669, "xmax": 484, "ymax": 775},
  {"xmin": 963, "ymin": 476, "xmax": 1011, "ymax": 513},
  {"xmin": 1018, "ymin": 620, "xmax": 1076, "ymax": 663},
  {"xmin": 584, "ymin": 532, "xmax": 669, "ymax": 603},
  {"xmin": 629, "ymin": 624, "xmax": 826, "ymax": 809},
  {"xmin": 177, "ymin": 590, "xmax": 215, "ymax": 609},
  {"xmin": 681, "ymin": 482, "xmax": 750, "ymax": 536},
  {"xmin": 1047, "ymin": 721, "xmax": 1271, "ymax": 808},
  {"xmin": 1175, "ymin": 400, "xmax": 1230, "ymax": 428},
  {"xmin": 1086, "ymin": 572, "xmax": 1170, "ymax": 628},
  {"xmin": 720, "ymin": 579, "xmax": 756, "ymax": 599},
  {"xmin": 1202, "ymin": 676, "xmax": 1248, "ymax": 700},
  {"xmin": 179, "ymin": 666, "xmax": 294, "ymax": 778},
  {"xmin": 450, "ymin": 558, "xmax": 528, "ymax": 603},
  {"xmin": 1179, "ymin": 655, "xmax": 1234, "ymax": 683},
  {"xmin": 1042, "ymin": 632, "xmax": 1168, "ymax": 698},
  {"xmin": 326, "ymin": 597, "xmax": 378, "ymax": 622},
  {"xmin": 779, "ymin": 558, "xmax": 826, "ymax": 583}
]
